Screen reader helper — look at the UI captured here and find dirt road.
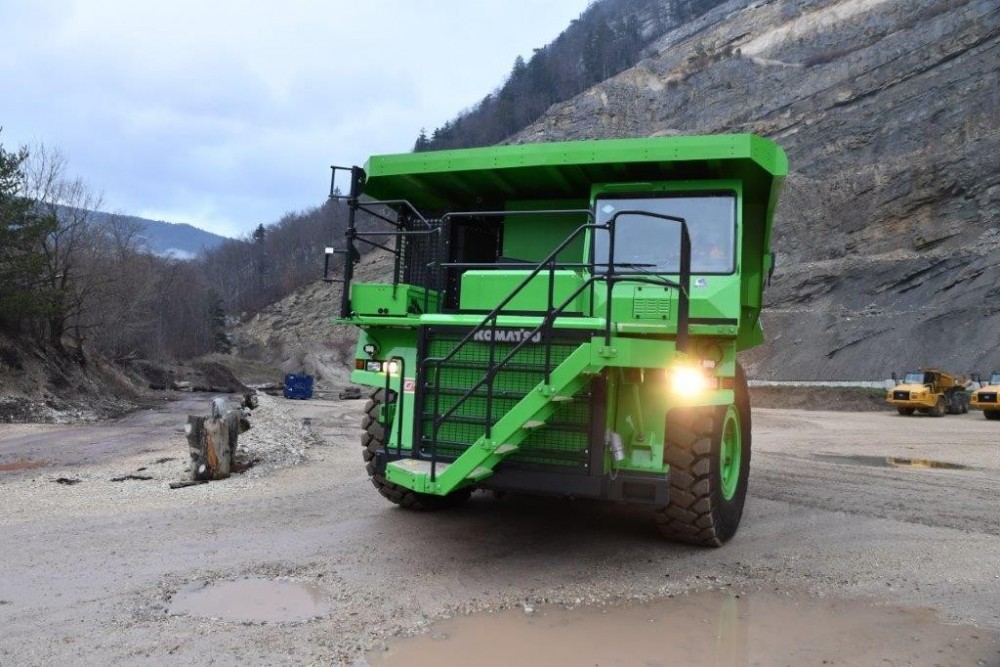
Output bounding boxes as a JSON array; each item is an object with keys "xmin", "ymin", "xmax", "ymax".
[{"xmin": 0, "ymin": 397, "xmax": 997, "ymax": 665}]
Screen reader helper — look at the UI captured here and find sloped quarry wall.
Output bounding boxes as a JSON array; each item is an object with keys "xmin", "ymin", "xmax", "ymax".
[{"xmin": 512, "ymin": 0, "xmax": 1000, "ymax": 379}]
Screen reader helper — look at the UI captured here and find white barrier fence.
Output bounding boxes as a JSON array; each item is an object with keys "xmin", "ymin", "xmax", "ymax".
[
  {"xmin": 748, "ymin": 380, "xmax": 894, "ymax": 389},
  {"xmin": 749, "ymin": 379, "xmax": 987, "ymax": 390}
]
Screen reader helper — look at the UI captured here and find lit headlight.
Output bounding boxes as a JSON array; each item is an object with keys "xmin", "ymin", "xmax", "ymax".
[
  {"xmin": 670, "ymin": 365, "xmax": 710, "ymax": 396},
  {"xmin": 386, "ymin": 360, "xmax": 400, "ymax": 375}
]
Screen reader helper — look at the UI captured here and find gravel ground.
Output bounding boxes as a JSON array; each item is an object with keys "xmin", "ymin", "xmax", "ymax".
[{"xmin": 0, "ymin": 399, "xmax": 998, "ymax": 665}]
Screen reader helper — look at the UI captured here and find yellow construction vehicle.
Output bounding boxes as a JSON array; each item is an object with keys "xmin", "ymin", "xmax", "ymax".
[
  {"xmin": 969, "ymin": 371, "xmax": 1000, "ymax": 420},
  {"xmin": 887, "ymin": 368, "xmax": 970, "ymax": 416}
]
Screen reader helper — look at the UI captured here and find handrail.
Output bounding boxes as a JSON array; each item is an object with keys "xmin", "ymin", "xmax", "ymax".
[
  {"xmin": 421, "ymin": 215, "xmax": 598, "ymax": 372},
  {"xmin": 420, "ymin": 214, "xmax": 596, "ymax": 481},
  {"xmin": 332, "ymin": 162, "xmax": 441, "ymax": 316},
  {"xmin": 421, "ymin": 209, "xmax": 692, "ymax": 482},
  {"xmin": 601, "ymin": 209, "xmax": 691, "ymax": 349}
]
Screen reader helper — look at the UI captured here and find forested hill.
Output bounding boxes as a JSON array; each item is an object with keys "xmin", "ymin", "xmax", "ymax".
[
  {"xmin": 58, "ymin": 207, "xmax": 228, "ymax": 258},
  {"xmin": 417, "ymin": 0, "xmax": 730, "ymax": 151},
  {"xmin": 108, "ymin": 213, "xmax": 227, "ymax": 259}
]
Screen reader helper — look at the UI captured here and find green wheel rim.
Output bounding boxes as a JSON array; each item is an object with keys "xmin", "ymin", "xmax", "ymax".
[{"xmin": 720, "ymin": 406, "xmax": 741, "ymax": 501}]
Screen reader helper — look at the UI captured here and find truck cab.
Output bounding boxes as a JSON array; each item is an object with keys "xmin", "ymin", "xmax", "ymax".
[{"xmin": 969, "ymin": 371, "xmax": 1000, "ymax": 420}]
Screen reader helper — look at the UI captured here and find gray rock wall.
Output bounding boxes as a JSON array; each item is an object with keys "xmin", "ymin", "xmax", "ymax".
[{"xmin": 512, "ymin": 0, "xmax": 1000, "ymax": 379}]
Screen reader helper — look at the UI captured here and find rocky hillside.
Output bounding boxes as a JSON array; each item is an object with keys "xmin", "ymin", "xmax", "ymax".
[
  {"xmin": 235, "ymin": 0, "xmax": 999, "ymax": 383},
  {"xmin": 510, "ymin": 0, "xmax": 999, "ymax": 379},
  {"xmin": 231, "ymin": 250, "xmax": 393, "ymax": 390}
]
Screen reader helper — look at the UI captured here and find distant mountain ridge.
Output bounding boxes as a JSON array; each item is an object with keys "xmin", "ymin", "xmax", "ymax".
[
  {"xmin": 62, "ymin": 207, "xmax": 229, "ymax": 258},
  {"xmin": 128, "ymin": 215, "xmax": 228, "ymax": 258}
]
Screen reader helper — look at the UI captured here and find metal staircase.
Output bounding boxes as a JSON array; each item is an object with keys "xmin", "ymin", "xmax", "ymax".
[
  {"xmin": 385, "ymin": 342, "xmax": 601, "ymax": 494},
  {"xmin": 377, "ymin": 208, "xmax": 693, "ymax": 497}
]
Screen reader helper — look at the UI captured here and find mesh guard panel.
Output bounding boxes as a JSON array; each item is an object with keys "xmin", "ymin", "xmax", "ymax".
[{"xmin": 419, "ymin": 329, "xmax": 592, "ymax": 469}]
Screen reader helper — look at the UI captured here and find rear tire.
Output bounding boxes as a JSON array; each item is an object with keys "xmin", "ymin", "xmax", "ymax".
[
  {"xmin": 897, "ymin": 407, "xmax": 915, "ymax": 416},
  {"xmin": 362, "ymin": 389, "xmax": 471, "ymax": 510},
  {"xmin": 655, "ymin": 365, "xmax": 751, "ymax": 547}
]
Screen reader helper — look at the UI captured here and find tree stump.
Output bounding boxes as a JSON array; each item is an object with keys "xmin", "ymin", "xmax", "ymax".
[
  {"xmin": 242, "ymin": 391, "xmax": 259, "ymax": 410},
  {"xmin": 186, "ymin": 397, "xmax": 241, "ymax": 480}
]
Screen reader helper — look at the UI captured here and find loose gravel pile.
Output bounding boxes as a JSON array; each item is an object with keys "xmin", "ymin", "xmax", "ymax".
[{"xmin": 234, "ymin": 393, "xmax": 314, "ymax": 477}]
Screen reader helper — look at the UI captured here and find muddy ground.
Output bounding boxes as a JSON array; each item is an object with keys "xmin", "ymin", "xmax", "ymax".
[{"xmin": 0, "ymin": 397, "xmax": 998, "ymax": 665}]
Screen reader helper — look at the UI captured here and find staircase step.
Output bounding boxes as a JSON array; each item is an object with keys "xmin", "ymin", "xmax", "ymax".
[
  {"xmin": 523, "ymin": 419, "xmax": 546, "ymax": 430},
  {"xmin": 388, "ymin": 459, "xmax": 449, "ymax": 476},
  {"xmin": 467, "ymin": 466, "xmax": 492, "ymax": 481},
  {"xmin": 494, "ymin": 443, "xmax": 519, "ymax": 455},
  {"xmin": 551, "ymin": 395, "xmax": 573, "ymax": 402}
]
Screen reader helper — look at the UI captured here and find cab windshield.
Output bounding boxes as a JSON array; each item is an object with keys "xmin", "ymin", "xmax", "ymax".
[
  {"xmin": 903, "ymin": 372, "xmax": 928, "ymax": 384},
  {"xmin": 989, "ymin": 373, "xmax": 1000, "ymax": 385},
  {"xmin": 593, "ymin": 193, "xmax": 736, "ymax": 274}
]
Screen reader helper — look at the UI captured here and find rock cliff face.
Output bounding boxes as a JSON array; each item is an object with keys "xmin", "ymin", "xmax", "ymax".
[{"xmin": 512, "ymin": 0, "xmax": 1000, "ymax": 379}]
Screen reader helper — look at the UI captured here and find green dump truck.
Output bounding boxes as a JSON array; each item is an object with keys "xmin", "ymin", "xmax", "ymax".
[{"xmin": 328, "ymin": 135, "xmax": 786, "ymax": 546}]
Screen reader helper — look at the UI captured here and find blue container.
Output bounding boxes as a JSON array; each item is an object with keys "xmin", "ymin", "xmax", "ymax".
[{"xmin": 283, "ymin": 373, "xmax": 314, "ymax": 400}]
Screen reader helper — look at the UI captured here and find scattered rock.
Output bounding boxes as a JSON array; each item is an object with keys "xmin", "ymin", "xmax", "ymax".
[{"xmin": 110, "ymin": 475, "xmax": 154, "ymax": 482}]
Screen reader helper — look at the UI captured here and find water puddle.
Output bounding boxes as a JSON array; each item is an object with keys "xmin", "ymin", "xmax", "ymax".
[
  {"xmin": 169, "ymin": 578, "xmax": 331, "ymax": 623},
  {"xmin": 369, "ymin": 590, "xmax": 998, "ymax": 666},
  {"xmin": 814, "ymin": 454, "xmax": 968, "ymax": 470}
]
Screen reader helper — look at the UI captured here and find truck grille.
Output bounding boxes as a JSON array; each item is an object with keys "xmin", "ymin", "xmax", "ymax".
[
  {"xmin": 418, "ymin": 327, "xmax": 592, "ymax": 469},
  {"xmin": 893, "ymin": 391, "xmax": 909, "ymax": 401},
  {"xmin": 978, "ymin": 392, "xmax": 997, "ymax": 403}
]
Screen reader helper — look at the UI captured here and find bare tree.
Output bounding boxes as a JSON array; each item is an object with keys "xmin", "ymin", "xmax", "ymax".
[
  {"xmin": 83, "ymin": 213, "xmax": 163, "ymax": 360},
  {"xmin": 22, "ymin": 143, "xmax": 105, "ymax": 351}
]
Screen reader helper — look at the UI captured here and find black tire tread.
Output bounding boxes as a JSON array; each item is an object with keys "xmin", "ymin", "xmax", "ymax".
[
  {"xmin": 362, "ymin": 389, "xmax": 470, "ymax": 511},
  {"xmin": 656, "ymin": 409, "xmax": 723, "ymax": 546},
  {"xmin": 655, "ymin": 365, "xmax": 751, "ymax": 547}
]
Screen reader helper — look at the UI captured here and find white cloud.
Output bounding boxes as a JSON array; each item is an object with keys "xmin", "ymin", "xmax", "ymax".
[{"xmin": 0, "ymin": 0, "xmax": 592, "ymax": 237}]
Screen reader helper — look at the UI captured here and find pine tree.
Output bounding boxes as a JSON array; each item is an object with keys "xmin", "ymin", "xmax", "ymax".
[
  {"xmin": 0, "ymin": 133, "xmax": 57, "ymax": 333},
  {"xmin": 252, "ymin": 223, "xmax": 266, "ymax": 243},
  {"xmin": 413, "ymin": 128, "xmax": 430, "ymax": 152}
]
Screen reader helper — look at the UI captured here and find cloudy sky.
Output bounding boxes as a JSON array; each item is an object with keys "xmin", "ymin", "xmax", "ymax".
[{"xmin": 0, "ymin": 1, "xmax": 592, "ymax": 238}]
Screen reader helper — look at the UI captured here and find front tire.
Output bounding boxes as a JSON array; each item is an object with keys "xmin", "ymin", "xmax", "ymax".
[
  {"xmin": 985, "ymin": 410, "xmax": 1000, "ymax": 421},
  {"xmin": 897, "ymin": 407, "xmax": 915, "ymax": 416},
  {"xmin": 362, "ymin": 389, "xmax": 470, "ymax": 510},
  {"xmin": 655, "ymin": 366, "xmax": 751, "ymax": 547},
  {"xmin": 930, "ymin": 397, "xmax": 946, "ymax": 417}
]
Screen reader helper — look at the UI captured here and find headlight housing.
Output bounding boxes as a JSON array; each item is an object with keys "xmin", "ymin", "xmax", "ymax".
[{"xmin": 670, "ymin": 364, "xmax": 711, "ymax": 396}]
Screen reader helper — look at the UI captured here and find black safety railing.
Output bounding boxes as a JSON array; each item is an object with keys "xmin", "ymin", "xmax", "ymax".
[
  {"xmin": 327, "ymin": 166, "xmax": 693, "ymax": 483},
  {"xmin": 327, "ymin": 165, "xmax": 442, "ymax": 316},
  {"xmin": 421, "ymin": 210, "xmax": 691, "ymax": 482}
]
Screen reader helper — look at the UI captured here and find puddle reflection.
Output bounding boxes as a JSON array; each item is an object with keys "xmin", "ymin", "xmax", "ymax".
[{"xmin": 369, "ymin": 590, "xmax": 997, "ymax": 666}]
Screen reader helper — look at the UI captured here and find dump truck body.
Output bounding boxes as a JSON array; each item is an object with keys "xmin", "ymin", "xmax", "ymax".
[
  {"xmin": 330, "ymin": 135, "xmax": 786, "ymax": 545},
  {"xmin": 887, "ymin": 368, "xmax": 969, "ymax": 416}
]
